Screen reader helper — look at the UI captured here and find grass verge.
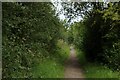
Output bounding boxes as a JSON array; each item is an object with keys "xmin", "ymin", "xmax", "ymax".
[
  {"xmin": 84, "ymin": 63, "xmax": 120, "ymax": 78},
  {"xmin": 75, "ymin": 49, "xmax": 120, "ymax": 79},
  {"xmin": 32, "ymin": 58, "xmax": 64, "ymax": 78},
  {"xmin": 75, "ymin": 48, "xmax": 87, "ymax": 66},
  {"xmin": 32, "ymin": 40, "xmax": 70, "ymax": 78}
]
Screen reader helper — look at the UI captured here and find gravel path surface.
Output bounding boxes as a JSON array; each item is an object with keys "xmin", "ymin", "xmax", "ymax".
[{"xmin": 64, "ymin": 46, "xmax": 84, "ymax": 79}]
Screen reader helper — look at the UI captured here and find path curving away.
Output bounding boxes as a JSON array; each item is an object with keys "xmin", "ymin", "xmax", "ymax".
[{"xmin": 64, "ymin": 46, "xmax": 85, "ymax": 79}]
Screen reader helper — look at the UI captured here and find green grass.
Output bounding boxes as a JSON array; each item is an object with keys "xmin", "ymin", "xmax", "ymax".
[
  {"xmin": 75, "ymin": 49, "xmax": 87, "ymax": 66},
  {"xmin": 56, "ymin": 40, "xmax": 70, "ymax": 63},
  {"xmin": 32, "ymin": 58, "xmax": 64, "ymax": 78},
  {"xmin": 84, "ymin": 63, "xmax": 120, "ymax": 78},
  {"xmin": 75, "ymin": 49, "xmax": 120, "ymax": 79},
  {"xmin": 8, "ymin": 40, "xmax": 70, "ymax": 78},
  {"xmin": 32, "ymin": 40, "xmax": 70, "ymax": 78}
]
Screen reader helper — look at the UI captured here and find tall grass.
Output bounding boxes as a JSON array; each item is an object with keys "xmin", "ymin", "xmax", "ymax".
[
  {"xmin": 56, "ymin": 40, "xmax": 70, "ymax": 64},
  {"xmin": 75, "ymin": 48, "xmax": 87, "ymax": 66},
  {"xmin": 75, "ymin": 49, "xmax": 120, "ymax": 79},
  {"xmin": 84, "ymin": 63, "xmax": 120, "ymax": 78},
  {"xmin": 31, "ymin": 40, "xmax": 70, "ymax": 78},
  {"xmin": 3, "ymin": 38, "xmax": 69, "ymax": 78},
  {"xmin": 32, "ymin": 59, "xmax": 64, "ymax": 78}
]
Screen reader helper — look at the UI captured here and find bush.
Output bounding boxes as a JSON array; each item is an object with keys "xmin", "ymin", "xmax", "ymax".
[{"xmin": 2, "ymin": 2, "xmax": 67, "ymax": 78}]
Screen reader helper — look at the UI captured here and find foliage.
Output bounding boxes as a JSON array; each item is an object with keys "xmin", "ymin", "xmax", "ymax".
[
  {"xmin": 55, "ymin": 40, "xmax": 70, "ymax": 64},
  {"xmin": 67, "ymin": 27, "xmax": 74, "ymax": 44},
  {"xmin": 100, "ymin": 2, "xmax": 120, "ymax": 70},
  {"xmin": 32, "ymin": 59, "xmax": 64, "ymax": 78},
  {"xmin": 32, "ymin": 40, "xmax": 70, "ymax": 78},
  {"xmin": 62, "ymin": 2, "xmax": 120, "ymax": 70},
  {"xmin": 2, "ymin": 2, "xmax": 68, "ymax": 78},
  {"xmin": 82, "ymin": 2, "xmax": 120, "ymax": 70},
  {"xmin": 84, "ymin": 63, "xmax": 120, "ymax": 78},
  {"xmin": 76, "ymin": 49, "xmax": 87, "ymax": 66}
]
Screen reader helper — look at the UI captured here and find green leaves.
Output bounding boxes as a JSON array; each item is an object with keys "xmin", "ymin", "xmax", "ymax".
[
  {"xmin": 2, "ymin": 2, "xmax": 65, "ymax": 78},
  {"xmin": 65, "ymin": 2, "xmax": 120, "ymax": 70}
]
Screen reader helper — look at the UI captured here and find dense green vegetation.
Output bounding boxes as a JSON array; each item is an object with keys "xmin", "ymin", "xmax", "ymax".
[
  {"xmin": 84, "ymin": 63, "xmax": 120, "ymax": 78},
  {"xmin": 2, "ymin": 2, "xmax": 69, "ymax": 78},
  {"xmin": 32, "ymin": 40, "xmax": 69, "ymax": 78},
  {"xmin": 76, "ymin": 50, "xmax": 120, "ymax": 78},
  {"xmin": 63, "ymin": 2, "xmax": 120, "ymax": 78},
  {"xmin": 2, "ymin": 1, "xmax": 120, "ymax": 79}
]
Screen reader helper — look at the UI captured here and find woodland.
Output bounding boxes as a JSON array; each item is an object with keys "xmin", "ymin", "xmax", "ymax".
[{"xmin": 2, "ymin": 2, "xmax": 120, "ymax": 78}]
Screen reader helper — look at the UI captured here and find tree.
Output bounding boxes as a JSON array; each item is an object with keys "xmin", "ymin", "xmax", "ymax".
[
  {"xmin": 2, "ymin": 2, "xmax": 65, "ymax": 78},
  {"xmin": 61, "ymin": 2, "xmax": 120, "ymax": 70}
]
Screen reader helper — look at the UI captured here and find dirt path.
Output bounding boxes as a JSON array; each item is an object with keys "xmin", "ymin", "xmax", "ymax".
[{"xmin": 64, "ymin": 46, "xmax": 84, "ymax": 79}]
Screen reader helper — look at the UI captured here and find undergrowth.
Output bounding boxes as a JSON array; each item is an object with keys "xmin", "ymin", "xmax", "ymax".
[
  {"xmin": 75, "ymin": 49, "xmax": 120, "ymax": 79},
  {"xmin": 31, "ymin": 40, "xmax": 70, "ymax": 78},
  {"xmin": 84, "ymin": 63, "xmax": 120, "ymax": 79}
]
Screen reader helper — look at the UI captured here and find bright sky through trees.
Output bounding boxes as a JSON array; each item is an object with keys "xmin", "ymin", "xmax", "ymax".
[{"xmin": 51, "ymin": 0, "xmax": 82, "ymax": 24}]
